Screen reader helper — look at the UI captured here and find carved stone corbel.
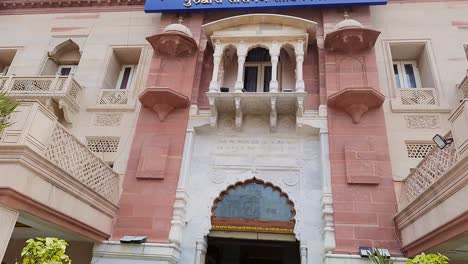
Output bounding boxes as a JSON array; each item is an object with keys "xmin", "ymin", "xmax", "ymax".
[
  {"xmin": 270, "ymin": 96, "xmax": 277, "ymax": 132},
  {"xmin": 235, "ymin": 96, "xmax": 242, "ymax": 130}
]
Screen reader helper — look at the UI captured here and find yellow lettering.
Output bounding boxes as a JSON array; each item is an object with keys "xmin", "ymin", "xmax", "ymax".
[{"xmin": 184, "ymin": 0, "xmax": 192, "ymax": 7}]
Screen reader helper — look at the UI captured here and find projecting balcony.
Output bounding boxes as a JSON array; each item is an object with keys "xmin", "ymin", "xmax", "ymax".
[
  {"xmin": 0, "ymin": 75, "xmax": 83, "ymax": 123},
  {"xmin": 395, "ymin": 79, "xmax": 468, "ymax": 259},
  {"xmin": 0, "ymin": 101, "xmax": 119, "ymax": 240},
  {"xmin": 207, "ymin": 91, "xmax": 306, "ymax": 131}
]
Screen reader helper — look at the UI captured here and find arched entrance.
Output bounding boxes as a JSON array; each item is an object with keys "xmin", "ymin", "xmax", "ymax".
[{"xmin": 206, "ymin": 179, "xmax": 300, "ymax": 264}]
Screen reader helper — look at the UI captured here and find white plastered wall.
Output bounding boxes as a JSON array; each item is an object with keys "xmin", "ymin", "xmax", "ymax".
[
  {"xmin": 371, "ymin": 2, "xmax": 468, "ymax": 192},
  {"xmin": 0, "ymin": 11, "xmax": 160, "ymax": 175}
]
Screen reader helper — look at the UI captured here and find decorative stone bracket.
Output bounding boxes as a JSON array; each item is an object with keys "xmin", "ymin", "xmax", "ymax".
[
  {"xmin": 207, "ymin": 92, "xmax": 305, "ymax": 131},
  {"xmin": 327, "ymin": 87, "xmax": 384, "ymax": 124},
  {"xmin": 139, "ymin": 88, "xmax": 190, "ymax": 121}
]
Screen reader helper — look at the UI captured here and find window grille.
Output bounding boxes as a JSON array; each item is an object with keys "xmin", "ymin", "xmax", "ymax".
[
  {"xmin": 86, "ymin": 137, "xmax": 120, "ymax": 153},
  {"xmin": 406, "ymin": 143, "xmax": 435, "ymax": 158}
]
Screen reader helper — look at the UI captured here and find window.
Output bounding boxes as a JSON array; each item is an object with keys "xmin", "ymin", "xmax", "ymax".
[
  {"xmin": 0, "ymin": 49, "xmax": 17, "ymax": 76},
  {"xmin": 243, "ymin": 47, "xmax": 274, "ymax": 93},
  {"xmin": 393, "ymin": 60, "xmax": 421, "ymax": 88},
  {"xmin": 116, "ymin": 65, "xmax": 135, "ymax": 90},
  {"xmin": 57, "ymin": 65, "xmax": 76, "ymax": 76}
]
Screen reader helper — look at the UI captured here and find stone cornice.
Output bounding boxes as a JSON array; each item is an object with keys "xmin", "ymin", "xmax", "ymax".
[{"xmin": 0, "ymin": 0, "xmax": 144, "ymax": 15}]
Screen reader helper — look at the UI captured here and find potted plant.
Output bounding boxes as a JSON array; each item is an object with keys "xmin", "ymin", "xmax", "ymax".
[
  {"xmin": 368, "ymin": 249, "xmax": 394, "ymax": 264},
  {"xmin": 0, "ymin": 91, "xmax": 18, "ymax": 132},
  {"xmin": 407, "ymin": 253, "xmax": 449, "ymax": 264},
  {"xmin": 16, "ymin": 237, "xmax": 72, "ymax": 264}
]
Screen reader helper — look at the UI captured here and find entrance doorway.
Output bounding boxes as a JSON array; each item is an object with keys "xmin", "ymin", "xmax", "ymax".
[{"xmin": 205, "ymin": 237, "xmax": 300, "ymax": 264}]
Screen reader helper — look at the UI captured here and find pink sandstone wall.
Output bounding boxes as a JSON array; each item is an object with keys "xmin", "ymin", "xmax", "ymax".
[
  {"xmin": 111, "ymin": 13, "xmax": 205, "ymax": 242},
  {"xmin": 321, "ymin": 7, "xmax": 402, "ymax": 255}
]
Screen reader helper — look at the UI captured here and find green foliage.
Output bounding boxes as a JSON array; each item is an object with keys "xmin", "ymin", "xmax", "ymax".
[
  {"xmin": 0, "ymin": 91, "xmax": 18, "ymax": 131},
  {"xmin": 406, "ymin": 253, "xmax": 449, "ymax": 264},
  {"xmin": 16, "ymin": 237, "xmax": 72, "ymax": 264},
  {"xmin": 368, "ymin": 249, "xmax": 394, "ymax": 264}
]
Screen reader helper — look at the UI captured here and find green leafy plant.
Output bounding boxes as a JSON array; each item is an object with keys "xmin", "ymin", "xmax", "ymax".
[
  {"xmin": 0, "ymin": 91, "xmax": 18, "ymax": 131},
  {"xmin": 16, "ymin": 237, "xmax": 72, "ymax": 264},
  {"xmin": 368, "ymin": 249, "xmax": 394, "ymax": 264},
  {"xmin": 406, "ymin": 253, "xmax": 449, "ymax": 264}
]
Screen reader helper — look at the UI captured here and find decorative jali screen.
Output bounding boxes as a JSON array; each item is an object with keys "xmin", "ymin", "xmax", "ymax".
[{"xmin": 211, "ymin": 179, "xmax": 295, "ymax": 234}]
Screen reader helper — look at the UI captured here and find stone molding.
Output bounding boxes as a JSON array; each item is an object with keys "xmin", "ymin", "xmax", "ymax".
[
  {"xmin": 0, "ymin": 145, "xmax": 118, "ymax": 239},
  {"xmin": 92, "ymin": 241, "xmax": 181, "ymax": 263},
  {"xmin": 0, "ymin": 187, "xmax": 109, "ymax": 241},
  {"xmin": 0, "ymin": 0, "xmax": 144, "ymax": 14}
]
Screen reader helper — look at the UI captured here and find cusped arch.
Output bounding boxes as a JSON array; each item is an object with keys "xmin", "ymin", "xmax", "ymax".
[
  {"xmin": 48, "ymin": 39, "xmax": 81, "ymax": 63},
  {"xmin": 211, "ymin": 178, "xmax": 296, "ymax": 234}
]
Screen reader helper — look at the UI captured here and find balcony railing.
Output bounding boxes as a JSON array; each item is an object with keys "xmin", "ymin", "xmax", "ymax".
[
  {"xmin": 0, "ymin": 75, "xmax": 83, "ymax": 123},
  {"xmin": 399, "ymin": 141, "xmax": 458, "ymax": 209},
  {"xmin": 458, "ymin": 70, "xmax": 468, "ymax": 100},
  {"xmin": 398, "ymin": 88, "xmax": 437, "ymax": 106},
  {"xmin": 0, "ymin": 101, "xmax": 119, "ymax": 204},
  {"xmin": 98, "ymin": 89, "xmax": 130, "ymax": 105}
]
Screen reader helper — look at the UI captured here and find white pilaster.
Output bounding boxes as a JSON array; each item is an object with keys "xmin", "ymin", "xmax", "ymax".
[
  {"xmin": 320, "ymin": 127, "xmax": 336, "ymax": 254},
  {"xmin": 168, "ymin": 129, "xmax": 196, "ymax": 245},
  {"xmin": 0, "ymin": 205, "xmax": 18, "ymax": 262},
  {"xmin": 194, "ymin": 239, "xmax": 207, "ymax": 264}
]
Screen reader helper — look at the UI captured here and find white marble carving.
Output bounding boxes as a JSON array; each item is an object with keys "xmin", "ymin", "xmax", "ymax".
[
  {"xmin": 404, "ymin": 115, "xmax": 440, "ymax": 129},
  {"xmin": 94, "ymin": 113, "xmax": 122, "ymax": 126},
  {"xmin": 282, "ymin": 171, "xmax": 300, "ymax": 186}
]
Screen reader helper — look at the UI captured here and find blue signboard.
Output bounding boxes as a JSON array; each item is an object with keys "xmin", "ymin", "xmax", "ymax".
[{"xmin": 145, "ymin": 0, "xmax": 388, "ymax": 13}]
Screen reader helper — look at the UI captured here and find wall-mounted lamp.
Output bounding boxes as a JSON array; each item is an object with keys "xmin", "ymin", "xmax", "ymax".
[
  {"xmin": 120, "ymin": 236, "xmax": 147, "ymax": 244},
  {"xmin": 432, "ymin": 134, "xmax": 454, "ymax": 149}
]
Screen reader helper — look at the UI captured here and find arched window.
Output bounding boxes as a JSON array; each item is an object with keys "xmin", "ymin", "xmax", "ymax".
[
  {"xmin": 243, "ymin": 47, "xmax": 272, "ymax": 93},
  {"xmin": 211, "ymin": 179, "xmax": 295, "ymax": 234}
]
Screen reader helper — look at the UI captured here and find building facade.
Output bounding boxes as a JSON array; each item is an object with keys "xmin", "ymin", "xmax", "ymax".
[{"xmin": 0, "ymin": 0, "xmax": 466, "ymax": 264}]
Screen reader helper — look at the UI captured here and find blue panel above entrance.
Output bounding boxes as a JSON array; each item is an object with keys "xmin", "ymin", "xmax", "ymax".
[{"xmin": 145, "ymin": 0, "xmax": 388, "ymax": 13}]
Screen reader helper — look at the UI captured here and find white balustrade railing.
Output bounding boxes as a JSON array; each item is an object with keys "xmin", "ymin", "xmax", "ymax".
[
  {"xmin": 399, "ymin": 141, "xmax": 458, "ymax": 209},
  {"xmin": 98, "ymin": 89, "xmax": 129, "ymax": 105},
  {"xmin": 0, "ymin": 101, "xmax": 119, "ymax": 204},
  {"xmin": 458, "ymin": 71, "xmax": 468, "ymax": 100},
  {"xmin": 44, "ymin": 124, "xmax": 119, "ymax": 203},
  {"xmin": 0, "ymin": 75, "xmax": 83, "ymax": 106},
  {"xmin": 398, "ymin": 88, "xmax": 437, "ymax": 106}
]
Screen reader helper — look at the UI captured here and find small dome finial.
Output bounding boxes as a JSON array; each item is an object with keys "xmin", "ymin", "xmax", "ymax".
[
  {"xmin": 343, "ymin": 10, "xmax": 350, "ymax": 20},
  {"xmin": 178, "ymin": 16, "xmax": 184, "ymax": 24}
]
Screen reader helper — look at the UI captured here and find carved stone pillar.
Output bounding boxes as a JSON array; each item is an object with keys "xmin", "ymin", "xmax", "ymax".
[
  {"xmin": 234, "ymin": 42, "xmax": 248, "ymax": 92},
  {"xmin": 295, "ymin": 40, "xmax": 305, "ymax": 92},
  {"xmin": 209, "ymin": 41, "xmax": 223, "ymax": 92},
  {"xmin": 269, "ymin": 42, "xmax": 280, "ymax": 92},
  {"xmin": 0, "ymin": 205, "xmax": 18, "ymax": 262}
]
